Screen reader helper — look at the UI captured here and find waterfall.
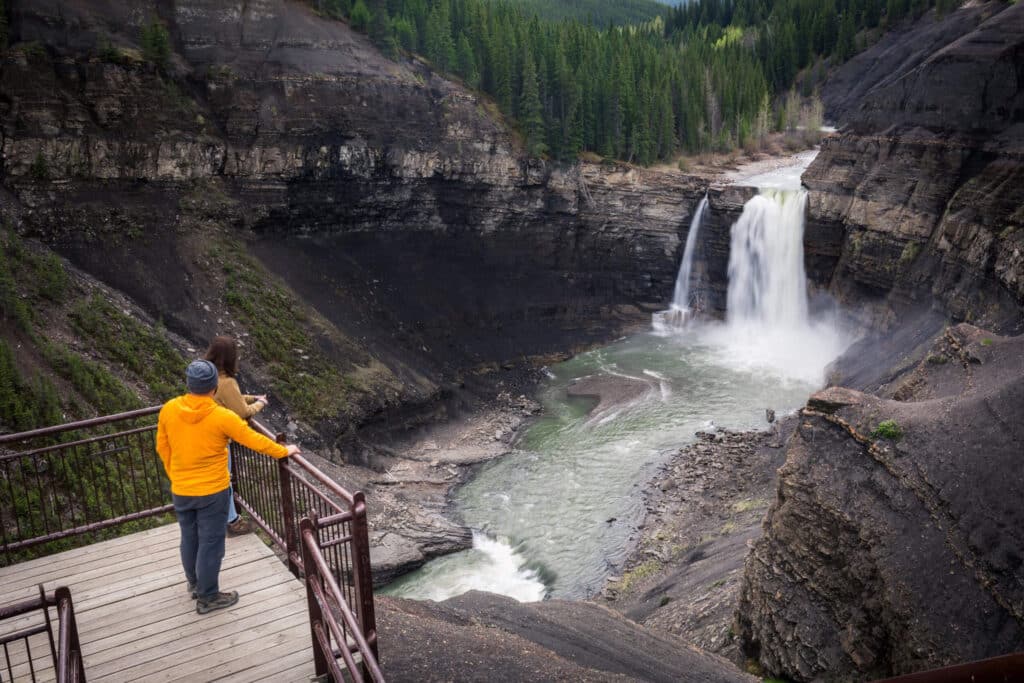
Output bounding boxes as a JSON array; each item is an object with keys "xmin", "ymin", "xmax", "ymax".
[
  {"xmin": 652, "ymin": 194, "xmax": 708, "ymax": 332},
  {"xmin": 699, "ymin": 185, "xmax": 850, "ymax": 385},
  {"xmin": 726, "ymin": 189, "xmax": 809, "ymax": 327}
]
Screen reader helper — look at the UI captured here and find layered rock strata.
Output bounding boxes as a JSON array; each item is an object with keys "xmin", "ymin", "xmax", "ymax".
[
  {"xmin": 738, "ymin": 325, "xmax": 1024, "ymax": 680},
  {"xmin": 809, "ymin": 2, "xmax": 1024, "ymax": 332}
]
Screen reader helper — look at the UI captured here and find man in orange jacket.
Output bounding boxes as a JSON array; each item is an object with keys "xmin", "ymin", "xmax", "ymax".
[{"xmin": 156, "ymin": 360, "xmax": 300, "ymax": 615}]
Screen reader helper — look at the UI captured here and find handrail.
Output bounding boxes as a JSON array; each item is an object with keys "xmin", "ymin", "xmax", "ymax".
[
  {"xmin": 1, "ymin": 407, "xmax": 382, "ymax": 681},
  {"xmin": 55, "ymin": 586, "xmax": 86, "ymax": 683},
  {"xmin": 0, "ymin": 584, "xmax": 86, "ymax": 683},
  {"xmin": 1, "ymin": 409, "xmax": 169, "ymax": 564},
  {"xmin": 873, "ymin": 652, "xmax": 1024, "ymax": 682},
  {"xmin": 0, "ymin": 406, "xmax": 161, "ymax": 444},
  {"xmin": 300, "ymin": 518, "xmax": 385, "ymax": 682},
  {"xmin": 233, "ymin": 416, "xmax": 379, "ymax": 661}
]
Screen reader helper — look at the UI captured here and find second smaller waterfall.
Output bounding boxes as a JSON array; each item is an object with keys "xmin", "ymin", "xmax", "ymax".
[{"xmin": 653, "ymin": 194, "xmax": 708, "ymax": 332}]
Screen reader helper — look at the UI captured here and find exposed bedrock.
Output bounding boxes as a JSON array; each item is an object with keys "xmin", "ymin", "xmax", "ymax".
[
  {"xmin": 736, "ymin": 5, "xmax": 1024, "ymax": 680},
  {"xmin": 738, "ymin": 325, "xmax": 1024, "ymax": 680},
  {"xmin": 0, "ymin": 0, "xmax": 703, "ymax": 436},
  {"xmin": 808, "ymin": 2, "xmax": 1024, "ymax": 332}
]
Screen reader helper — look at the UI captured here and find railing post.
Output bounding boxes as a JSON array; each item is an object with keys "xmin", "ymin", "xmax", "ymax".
[
  {"xmin": 299, "ymin": 516, "xmax": 329, "ymax": 680},
  {"xmin": 350, "ymin": 492, "xmax": 379, "ymax": 662},
  {"xmin": 55, "ymin": 586, "xmax": 86, "ymax": 683},
  {"xmin": 276, "ymin": 432, "xmax": 301, "ymax": 577}
]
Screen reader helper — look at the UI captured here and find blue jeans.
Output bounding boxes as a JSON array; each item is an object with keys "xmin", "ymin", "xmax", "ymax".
[
  {"xmin": 227, "ymin": 452, "xmax": 238, "ymax": 524},
  {"xmin": 174, "ymin": 487, "xmax": 230, "ymax": 600}
]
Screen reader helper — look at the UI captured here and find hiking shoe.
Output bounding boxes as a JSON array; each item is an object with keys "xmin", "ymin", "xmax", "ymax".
[
  {"xmin": 187, "ymin": 581, "xmax": 197, "ymax": 599},
  {"xmin": 196, "ymin": 591, "xmax": 239, "ymax": 614},
  {"xmin": 227, "ymin": 517, "xmax": 251, "ymax": 536}
]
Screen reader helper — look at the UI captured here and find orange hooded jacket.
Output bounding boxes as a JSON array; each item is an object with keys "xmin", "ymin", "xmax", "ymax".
[{"xmin": 156, "ymin": 394, "xmax": 288, "ymax": 497}]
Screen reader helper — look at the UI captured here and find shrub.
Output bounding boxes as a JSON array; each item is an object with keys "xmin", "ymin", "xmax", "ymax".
[
  {"xmin": 349, "ymin": 0, "xmax": 371, "ymax": 32},
  {"xmin": 871, "ymin": 419, "xmax": 903, "ymax": 441},
  {"xmin": 140, "ymin": 19, "xmax": 171, "ymax": 70}
]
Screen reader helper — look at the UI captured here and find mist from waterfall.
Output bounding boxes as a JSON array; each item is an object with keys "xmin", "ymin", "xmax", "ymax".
[{"xmin": 696, "ymin": 186, "xmax": 851, "ymax": 385}]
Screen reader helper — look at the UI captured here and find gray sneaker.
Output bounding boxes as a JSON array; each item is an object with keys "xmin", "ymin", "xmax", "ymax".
[
  {"xmin": 186, "ymin": 581, "xmax": 197, "ymax": 599},
  {"xmin": 196, "ymin": 590, "xmax": 239, "ymax": 614}
]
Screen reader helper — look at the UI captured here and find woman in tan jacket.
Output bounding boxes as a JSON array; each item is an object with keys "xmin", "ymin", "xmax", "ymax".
[{"xmin": 204, "ymin": 335, "xmax": 268, "ymax": 535}]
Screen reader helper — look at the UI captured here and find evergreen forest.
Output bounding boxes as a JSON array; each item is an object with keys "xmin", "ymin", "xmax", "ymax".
[{"xmin": 321, "ymin": 0, "xmax": 967, "ymax": 164}]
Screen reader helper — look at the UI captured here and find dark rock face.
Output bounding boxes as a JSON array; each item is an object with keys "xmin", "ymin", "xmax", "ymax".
[
  {"xmin": 807, "ymin": 2, "xmax": 1024, "ymax": 332},
  {"xmin": 0, "ymin": 0, "xmax": 704, "ymax": 425},
  {"xmin": 738, "ymin": 325, "xmax": 1024, "ymax": 680},
  {"xmin": 737, "ymin": 5, "xmax": 1024, "ymax": 680},
  {"xmin": 377, "ymin": 591, "xmax": 757, "ymax": 682}
]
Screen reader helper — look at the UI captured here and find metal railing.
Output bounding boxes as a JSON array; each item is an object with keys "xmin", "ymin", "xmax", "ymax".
[
  {"xmin": 0, "ymin": 584, "xmax": 86, "ymax": 683},
  {"xmin": 0, "ymin": 407, "xmax": 382, "ymax": 681},
  {"xmin": 301, "ymin": 517, "xmax": 385, "ymax": 682},
  {"xmin": 0, "ymin": 407, "xmax": 170, "ymax": 565},
  {"xmin": 874, "ymin": 652, "xmax": 1024, "ymax": 682},
  {"xmin": 230, "ymin": 420, "xmax": 379, "ymax": 666}
]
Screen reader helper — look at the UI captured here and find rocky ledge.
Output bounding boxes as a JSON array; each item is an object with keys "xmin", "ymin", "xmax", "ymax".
[
  {"xmin": 601, "ymin": 425, "xmax": 791, "ymax": 669},
  {"xmin": 737, "ymin": 324, "xmax": 1024, "ymax": 680}
]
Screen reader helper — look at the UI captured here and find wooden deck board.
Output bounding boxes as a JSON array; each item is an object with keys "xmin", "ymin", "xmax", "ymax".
[{"xmin": 0, "ymin": 523, "xmax": 315, "ymax": 682}]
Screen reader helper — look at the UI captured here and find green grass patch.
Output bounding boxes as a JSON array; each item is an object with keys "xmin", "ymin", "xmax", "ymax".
[
  {"xmin": 925, "ymin": 354, "xmax": 948, "ymax": 365},
  {"xmin": 871, "ymin": 419, "xmax": 903, "ymax": 441},
  {"xmin": 980, "ymin": 338, "xmax": 993, "ymax": 347},
  {"xmin": 39, "ymin": 339, "xmax": 141, "ymax": 414},
  {"xmin": 211, "ymin": 239, "xmax": 357, "ymax": 422},
  {"xmin": 0, "ymin": 339, "xmax": 62, "ymax": 431},
  {"xmin": 619, "ymin": 559, "xmax": 661, "ymax": 593},
  {"xmin": 732, "ymin": 498, "xmax": 763, "ymax": 514},
  {"xmin": 68, "ymin": 294, "xmax": 185, "ymax": 401},
  {"xmin": 899, "ymin": 241, "xmax": 922, "ymax": 264}
]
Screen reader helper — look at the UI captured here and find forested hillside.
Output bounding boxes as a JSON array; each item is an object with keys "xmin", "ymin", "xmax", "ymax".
[
  {"xmin": 508, "ymin": 0, "xmax": 667, "ymax": 26},
  {"xmin": 315, "ymin": 0, "xmax": 979, "ymax": 165}
]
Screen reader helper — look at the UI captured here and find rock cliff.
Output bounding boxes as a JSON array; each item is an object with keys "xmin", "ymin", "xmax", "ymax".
[
  {"xmin": 738, "ymin": 325, "xmax": 1024, "ymax": 680},
  {"xmin": 0, "ymin": 0, "xmax": 703, "ymax": 578},
  {"xmin": 808, "ymin": 1, "xmax": 1024, "ymax": 332},
  {"xmin": 737, "ymin": 4, "xmax": 1024, "ymax": 679}
]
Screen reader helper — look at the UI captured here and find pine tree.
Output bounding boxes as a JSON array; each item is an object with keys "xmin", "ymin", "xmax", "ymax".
[
  {"xmin": 350, "ymin": 0, "xmax": 371, "ymax": 32},
  {"xmin": 369, "ymin": 0, "xmax": 397, "ymax": 56},
  {"xmin": 425, "ymin": 1, "xmax": 456, "ymax": 70},
  {"xmin": 518, "ymin": 47, "xmax": 547, "ymax": 156},
  {"xmin": 455, "ymin": 34, "xmax": 478, "ymax": 87},
  {"xmin": 140, "ymin": 19, "xmax": 171, "ymax": 71},
  {"xmin": 835, "ymin": 12, "xmax": 857, "ymax": 62}
]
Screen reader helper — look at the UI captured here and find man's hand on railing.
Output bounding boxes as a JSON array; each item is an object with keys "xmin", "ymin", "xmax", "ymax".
[{"xmin": 285, "ymin": 444, "xmax": 301, "ymax": 456}]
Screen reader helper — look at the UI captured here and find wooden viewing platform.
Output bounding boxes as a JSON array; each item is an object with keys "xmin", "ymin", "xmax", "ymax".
[{"xmin": 0, "ymin": 524, "xmax": 315, "ymax": 682}]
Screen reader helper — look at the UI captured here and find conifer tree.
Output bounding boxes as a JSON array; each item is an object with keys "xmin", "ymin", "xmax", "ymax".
[
  {"xmin": 350, "ymin": 0, "xmax": 371, "ymax": 32},
  {"xmin": 518, "ymin": 47, "xmax": 547, "ymax": 156},
  {"xmin": 456, "ymin": 33, "xmax": 479, "ymax": 88}
]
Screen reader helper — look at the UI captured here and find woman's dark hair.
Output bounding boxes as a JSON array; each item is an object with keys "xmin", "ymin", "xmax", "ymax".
[{"xmin": 204, "ymin": 335, "xmax": 238, "ymax": 377}]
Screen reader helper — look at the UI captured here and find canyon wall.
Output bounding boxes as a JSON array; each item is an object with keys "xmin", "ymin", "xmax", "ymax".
[
  {"xmin": 738, "ymin": 4, "xmax": 1024, "ymax": 680},
  {"xmin": 1, "ymin": 0, "xmax": 704, "ymax": 440}
]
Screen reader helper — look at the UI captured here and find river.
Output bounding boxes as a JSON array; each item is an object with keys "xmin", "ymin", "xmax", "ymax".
[{"xmin": 382, "ymin": 151, "xmax": 853, "ymax": 602}]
